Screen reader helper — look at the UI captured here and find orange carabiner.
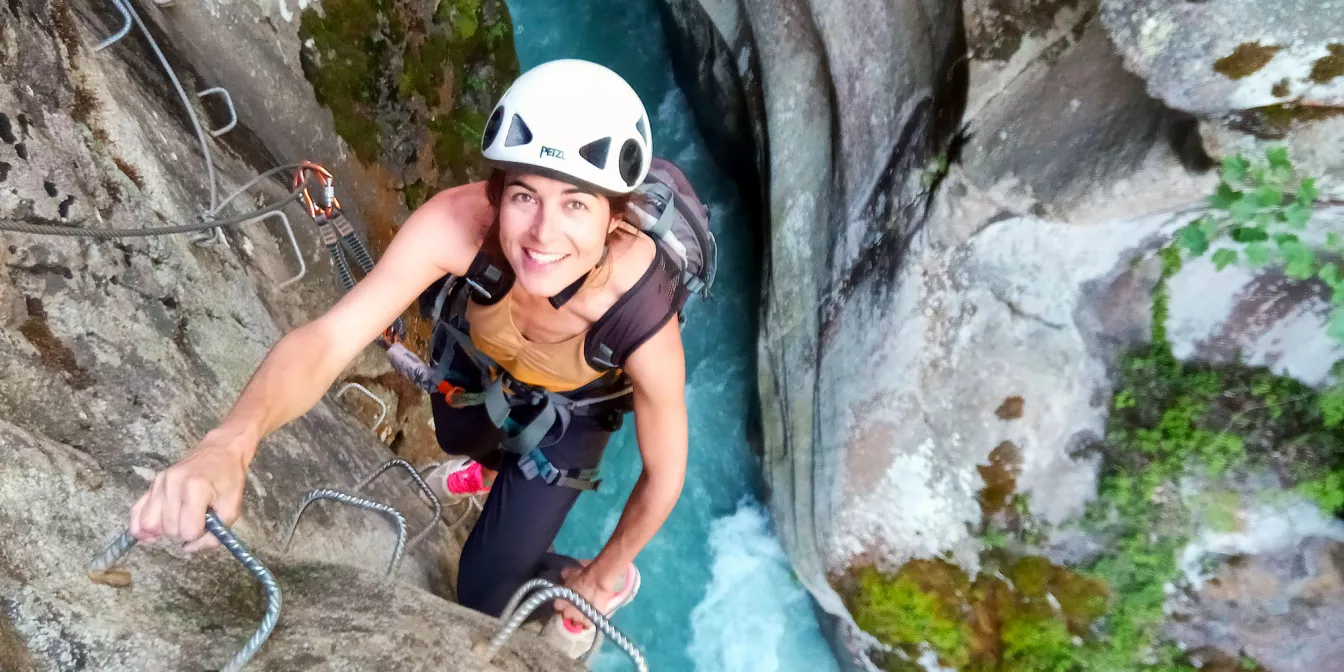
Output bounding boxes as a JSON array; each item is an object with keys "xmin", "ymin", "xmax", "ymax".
[{"xmin": 293, "ymin": 161, "xmax": 340, "ymax": 220}]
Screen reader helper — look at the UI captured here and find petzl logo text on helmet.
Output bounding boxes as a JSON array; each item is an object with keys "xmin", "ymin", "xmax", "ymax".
[{"xmin": 539, "ymin": 146, "xmax": 566, "ymax": 160}]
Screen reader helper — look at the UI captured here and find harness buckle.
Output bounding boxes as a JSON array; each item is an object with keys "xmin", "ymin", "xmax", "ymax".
[{"xmin": 520, "ymin": 449, "xmax": 561, "ymax": 485}]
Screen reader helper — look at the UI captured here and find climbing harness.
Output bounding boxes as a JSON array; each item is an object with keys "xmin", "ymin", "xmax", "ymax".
[
  {"xmin": 434, "ymin": 315, "xmax": 622, "ymax": 491},
  {"xmin": 90, "ymin": 511, "xmax": 282, "ymax": 672},
  {"xmin": 478, "ymin": 578, "xmax": 648, "ymax": 672}
]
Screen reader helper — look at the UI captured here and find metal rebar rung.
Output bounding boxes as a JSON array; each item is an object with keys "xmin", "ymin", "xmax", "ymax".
[
  {"xmin": 94, "ymin": 0, "xmax": 132, "ymax": 51},
  {"xmin": 88, "ymin": 511, "xmax": 282, "ymax": 672},
  {"xmin": 266, "ymin": 211, "xmax": 307, "ymax": 288},
  {"xmin": 196, "ymin": 87, "xmax": 238, "ymax": 137},
  {"xmin": 335, "ymin": 383, "xmax": 387, "ymax": 430},
  {"xmin": 353, "ymin": 458, "xmax": 442, "ymax": 549},
  {"xmin": 283, "ymin": 489, "xmax": 406, "ymax": 577},
  {"xmin": 202, "ymin": 514, "xmax": 283, "ymax": 672},
  {"xmin": 484, "ymin": 579, "xmax": 647, "ymax": 672},
  {"xmin": 496, "ymin": 578, "xmax": 554, "ymax": 625}
]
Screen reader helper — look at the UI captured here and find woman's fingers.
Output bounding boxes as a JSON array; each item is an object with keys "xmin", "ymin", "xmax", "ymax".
[
  {"xmin": 133, "ymin": 473, "xmax": 168, "ymax": 543},
  {"xmin": 182, "ymin": 533, "xmax": 221, "ymax": 553},
  {"xmin": 128, "ymin": 487, "xmax": 158, "ymax": 544},
  {"xmin": 176, "ymin": 476, "xmax": 214, "ymax": 549},
  {"xmin": 161, "ymin": 472, "xmax": 184, "ymax": 540}
]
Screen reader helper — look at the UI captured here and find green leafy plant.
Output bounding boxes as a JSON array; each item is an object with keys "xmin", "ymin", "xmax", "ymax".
[{"xmin": 1171, "ymin": 147, "xmax": 1344, "ymax": 425}]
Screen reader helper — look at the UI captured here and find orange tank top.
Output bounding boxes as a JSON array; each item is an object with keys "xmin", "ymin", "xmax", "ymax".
[{"xmin": 464, "ymin": 293, "xmax": 605, "ymax": 393}]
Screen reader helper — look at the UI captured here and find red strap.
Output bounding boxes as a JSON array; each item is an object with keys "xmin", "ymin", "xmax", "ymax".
[{"xmin": 438, "ymin": 381, "xmax": 467, "ymax": 407}]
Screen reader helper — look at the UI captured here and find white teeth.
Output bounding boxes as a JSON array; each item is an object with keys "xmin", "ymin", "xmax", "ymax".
[{"xmin": 526, "ymin": 249, "xmax": 565, "ymax": 264}]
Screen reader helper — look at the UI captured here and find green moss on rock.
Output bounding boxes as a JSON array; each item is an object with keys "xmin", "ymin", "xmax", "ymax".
[
  {"xmin": 849, "ymin": 563, "xmax": 970, "ymax": 669},
  {"xmin": 298, "ymin": 0, "xmax": 518, "ymax": 195},
  {"xmin": 1232, "ymin": 103, "xmax": 1344, "ymax": 140},
  {"xmin": 842, "ymin": 555, "xmax": 1107, "ymax": 672},
  {"xmin": 298, "ymin": 0, "xmax": 393, "ymax": 163},
  {"xmin": 1213, "ymin": 42, "xmax": 1282, "ymax": 80},
  {"xmin": 1310, "ymin": 44, "xmax": 1344, "ymax": 84}
]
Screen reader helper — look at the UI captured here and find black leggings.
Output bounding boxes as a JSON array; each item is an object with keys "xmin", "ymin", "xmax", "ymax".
[{"xmin": 430, "ymin": 388, "xmax": 612, "ymax": 617}]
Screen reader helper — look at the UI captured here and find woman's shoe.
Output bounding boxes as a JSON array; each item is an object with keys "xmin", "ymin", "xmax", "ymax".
[
  {"xmin": 425, "ymin": 457, "xmax": 492, "ymax": 502},
  {"xmin": 540, "ymin": 563, "xmax": 641, "ymax": 659}
]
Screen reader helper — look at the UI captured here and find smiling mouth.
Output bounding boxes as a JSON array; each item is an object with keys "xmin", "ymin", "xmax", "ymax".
[{"xmin": 524, "ymin": 248, "xmax": 568, "ymax": 265}]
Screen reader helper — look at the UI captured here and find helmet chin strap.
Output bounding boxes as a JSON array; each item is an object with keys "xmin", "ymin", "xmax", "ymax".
[{"xmin": 548, "ymin": 245, "xmax": 608, "ymax": 309}]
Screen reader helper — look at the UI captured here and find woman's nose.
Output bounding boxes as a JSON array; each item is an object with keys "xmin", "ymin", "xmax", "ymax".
[{"xmin": 529, "ymin": 206, "xmax": 562, "ymax": 243}]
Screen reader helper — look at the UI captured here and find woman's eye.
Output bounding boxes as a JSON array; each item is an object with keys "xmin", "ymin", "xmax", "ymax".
[
  {"xmin": 567, "ymin": 200, "xmax": 589, "ymax": 211},
  {"xmin": 512, "ymin": 192, "xmax": 535, "ymax": 204}
]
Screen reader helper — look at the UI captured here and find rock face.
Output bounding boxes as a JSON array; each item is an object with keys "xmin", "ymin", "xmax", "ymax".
[
  {"xmin": 658, "ymin": 0, "xmax": 969, "ymax": 628},
  {"xmin": 0, "ymin": 0, "xmax": 568, "ymax": 668},
  {"xmin": 1101, "ymin": 0, "xmax": 1344, "ymax": 114},
  {"xmin": 656, "ymin": 0, "xmax": 1344, "ymax": 668},
  {"xmin": 1169, "ymin": 506, "xmax": 1344, "ymax": 672},
  {"xmin": 1101, "ymin": 0, "xmax": 1344, "ymax": 198},
  {"xmin": 0, "ymin": 419, "xmax": 572, "ymax": 672}
]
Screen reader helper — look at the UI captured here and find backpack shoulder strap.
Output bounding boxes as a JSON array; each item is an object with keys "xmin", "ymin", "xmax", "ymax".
[
  {"xmin": 461, "ymin": 249, "xmax": 511, "ymax": 305},
  {"xmin": 584, "ymin": 244, "xmax": 689, "ymax": 371}
]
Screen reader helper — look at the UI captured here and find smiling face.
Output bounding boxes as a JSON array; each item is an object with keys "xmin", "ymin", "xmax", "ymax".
[{"xmin": 495, "ymin": 172, "xmax": 623, "ymax": 298}]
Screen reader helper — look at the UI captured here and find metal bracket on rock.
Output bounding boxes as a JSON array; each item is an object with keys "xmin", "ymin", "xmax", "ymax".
[
  {"xmin": 89, "ymin": 511, "xmax": 282, "ymax": 672},
  {"xmin": 197, "ymin": 87, "xmax": 239, "ymax": 137},
  {"xmin": 94, "ymin": 0, "xmax": 133, "ymax": 52},
  {"xmin": 335, "ymin": 383, "xmax": 388, "ymax": 431},
  {"xmin": 86, "ymin": 0, "xmax": 306, "ymax": 291},
  {"xmin": 478, "ymin": 578, "xmax": 648, "ymax": 672},
  {"xmin": 283, "ymin": 488, "xmax": 406, "ymax": 578},
  {"xmin": 353, "ymin": 458, "xmax": 442, "ymax": 549}
]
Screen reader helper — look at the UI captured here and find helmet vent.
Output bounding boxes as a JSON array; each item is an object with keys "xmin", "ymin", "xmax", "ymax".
[
  {"xmin": 618, "ymin": 139, "xmax": 642, "ymax": 187},
  {"xmin": 636, "ymin": 116, "xmax": 649, "ymax": 144},
  {"xmin": 505, "ymin": 114, "xmax": 533, "ymax": 147},
  {"xmin": 482, "ymin": 106, "xmax": 504, "ymax": 150},
  {"xmin": 578, "ymin": 137, "xmax": 612, "ymax": 169}
]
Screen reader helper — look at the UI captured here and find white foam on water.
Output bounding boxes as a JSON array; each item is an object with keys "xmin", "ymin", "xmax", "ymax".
[
  {"xmin": 686, "ymin": 500, "xmax": 840, "ymax": 672},
  {"xmin": 507, "ymin": 0, "xmax": 841, "ymax": 668}
]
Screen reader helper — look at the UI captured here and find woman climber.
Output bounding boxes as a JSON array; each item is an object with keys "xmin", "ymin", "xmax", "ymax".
[{"xmin": 126, "ymin": 59, "xmax": 692, "ymax": 659}]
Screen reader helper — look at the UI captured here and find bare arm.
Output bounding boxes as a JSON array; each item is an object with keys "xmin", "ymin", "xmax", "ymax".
[
  {"xmin": 130, "ymin": 183, "xmax": 491, "ymax": 550},
  {"xmin": 558, "ymin": 318, "xmax": 688, "ymax": 620},
  {"xmin": 216, "ymin": 184, "xmax": 490, "ymax": 447}
]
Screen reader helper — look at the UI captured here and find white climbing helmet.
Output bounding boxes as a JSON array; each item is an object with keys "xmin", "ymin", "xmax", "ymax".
[{"xmin": 481, "ymin": 59, "xmax": 652, "ymax": 196}]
